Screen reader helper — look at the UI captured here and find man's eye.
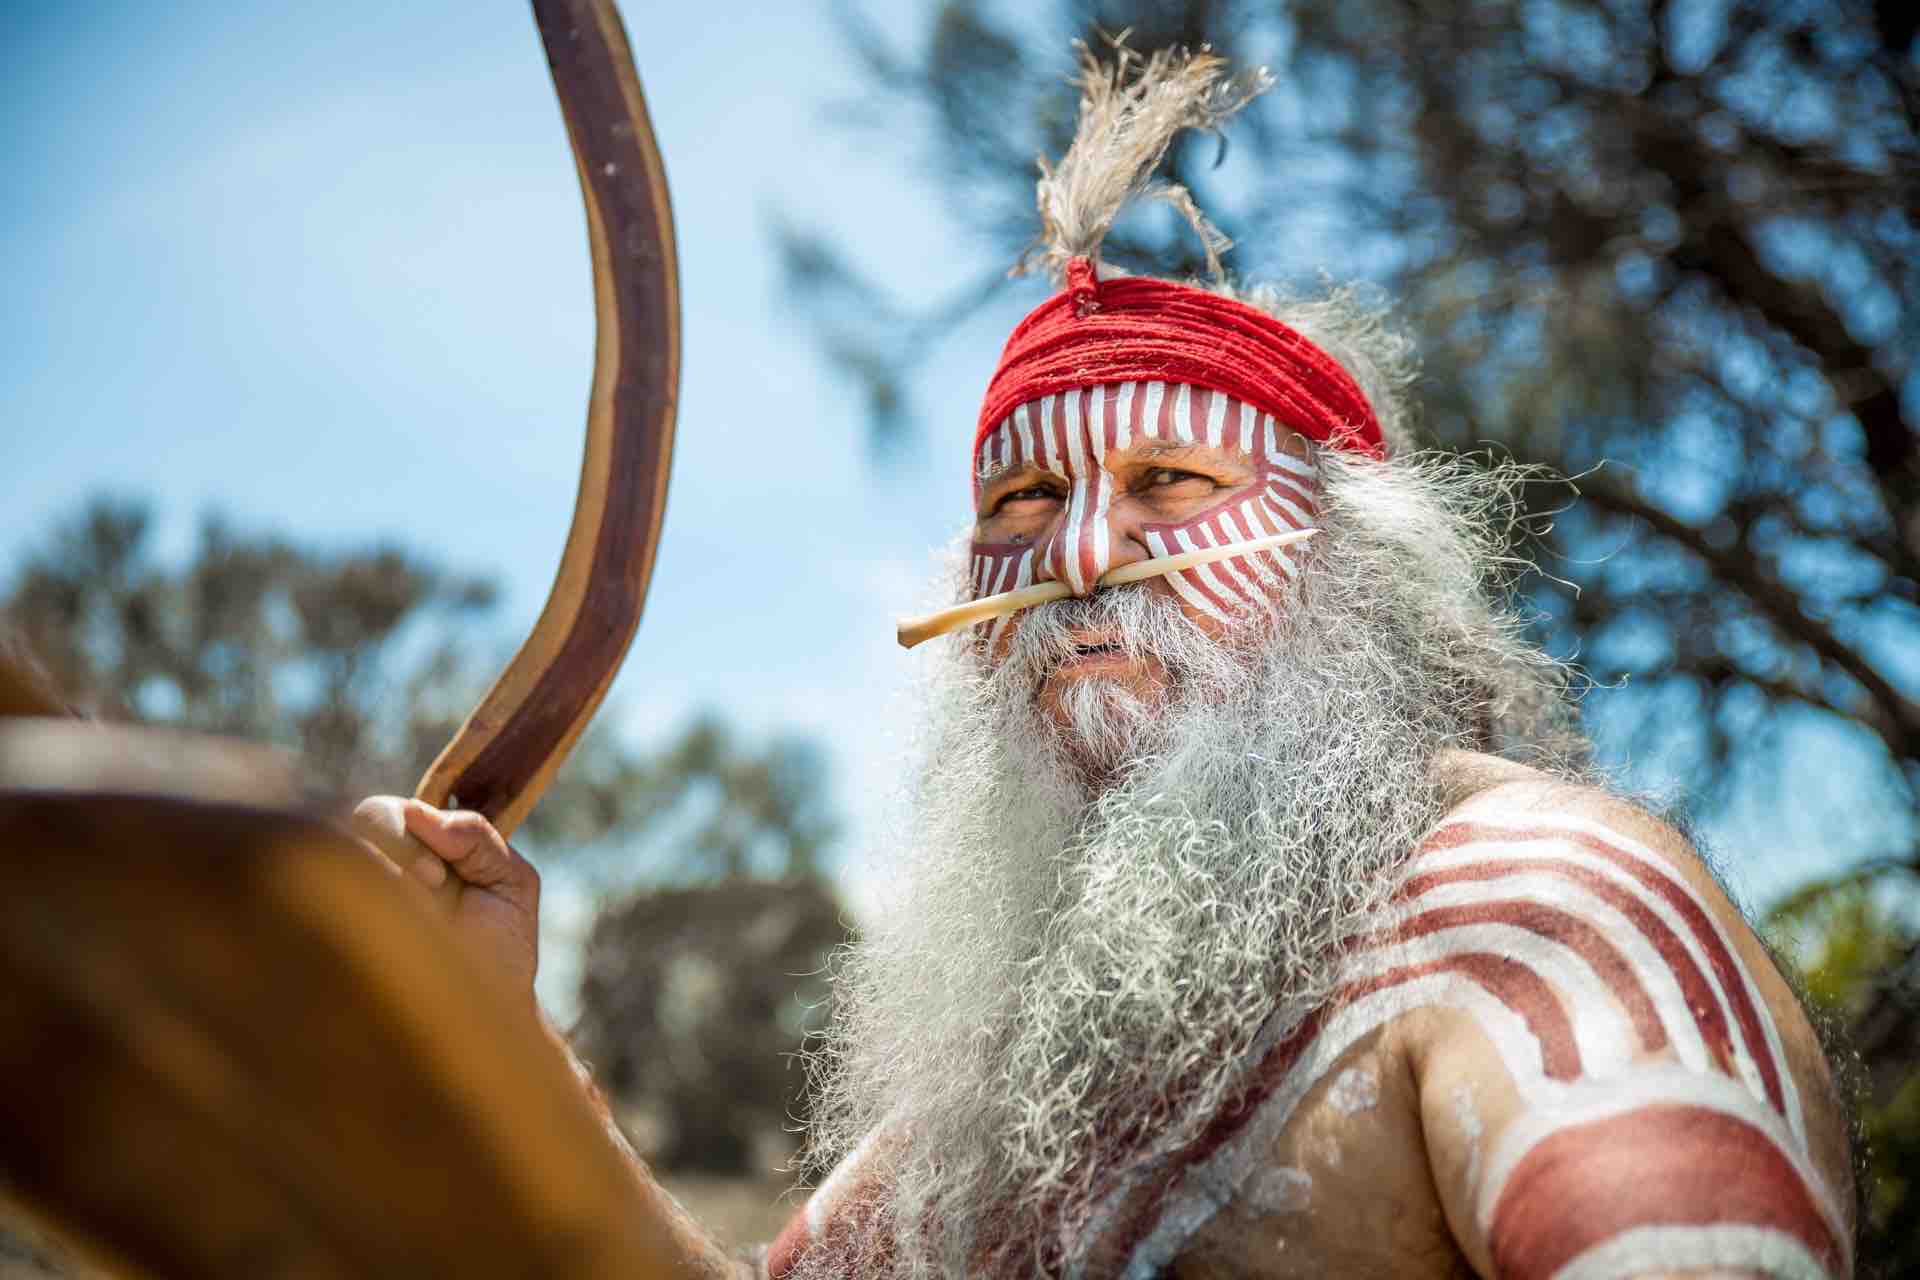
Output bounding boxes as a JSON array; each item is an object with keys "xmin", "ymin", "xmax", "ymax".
[
  {"xmin": 996, "ymin": 485, "xmax": 1059, "ymax": 510},
  {"xmin": 1147, "ymin": 468, "xmax": 1209, "ymax": 488}
]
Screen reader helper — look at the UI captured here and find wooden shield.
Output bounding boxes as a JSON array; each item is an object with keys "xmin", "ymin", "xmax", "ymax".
[{"xmin": 0, "ymin": 722, "xmax": 683, "ymax": 1278}]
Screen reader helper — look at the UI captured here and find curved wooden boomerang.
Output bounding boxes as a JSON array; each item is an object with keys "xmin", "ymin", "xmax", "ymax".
[{"xmin": 413, "ymin": 0, "xmax": 679, "ymax": 836}]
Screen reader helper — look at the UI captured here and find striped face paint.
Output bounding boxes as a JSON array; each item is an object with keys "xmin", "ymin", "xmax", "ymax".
[{"xmin": 969, "ymin": 382, "xmax": 1318, "ymax": 632}]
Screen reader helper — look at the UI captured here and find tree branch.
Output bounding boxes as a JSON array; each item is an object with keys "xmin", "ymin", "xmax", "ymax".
[
  {"xmin": 1618, "ymin": 102, "xmax": 1920, "ymax": 524},
  {"xmin": 1580, "ymin": 478, "xmax": 1920, "ymax": 763}
]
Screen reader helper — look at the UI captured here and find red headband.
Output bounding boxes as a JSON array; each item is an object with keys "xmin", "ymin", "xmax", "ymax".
[{"xmin": 974, "ymin": 257, "xmax": 1385, "ymax": 463}]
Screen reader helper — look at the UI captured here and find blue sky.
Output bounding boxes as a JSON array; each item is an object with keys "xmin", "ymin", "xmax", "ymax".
[
  {"xmin": 3, "ymin": 3, "xmax": 1880, "ymax": 1005},
  {"xmin": 1, "ymin": 1, "xmax": 1032, "ymax": 1004},
  {"xmin": 0, "ymin": 24, "xmax": 1004, "ymax": 762}
]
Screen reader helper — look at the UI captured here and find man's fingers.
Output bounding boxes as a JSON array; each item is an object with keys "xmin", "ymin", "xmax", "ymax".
[
  {"xmin": 348, "ymin": 796, "xmax": 534, "ymax": 899},
  {"xmin": 348, "ymin": 795, "xmax": 446, "ymax": 886},
  {"xmin": 401, "ymin": 801, "xmax": 534, "ymax": 895}
]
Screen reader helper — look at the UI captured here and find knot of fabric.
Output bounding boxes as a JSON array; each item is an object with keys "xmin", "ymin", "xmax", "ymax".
[
  {"xmin": 974, "ymin": 275, "xmax": 1385, "ymax": 466},
  {"xmin": 1065, "ymin": 256, "xmax": 1102, "ymax": 317}
]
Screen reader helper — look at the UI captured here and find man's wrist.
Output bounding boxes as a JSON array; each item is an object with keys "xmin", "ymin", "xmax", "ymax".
[{"xmin": 541, "ymin": 1014, "xmax": 644, "ymax": 1165}]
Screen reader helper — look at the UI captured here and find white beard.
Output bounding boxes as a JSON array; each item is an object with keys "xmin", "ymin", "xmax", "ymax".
[{"xmin": 797, "ymin": 455, "xmax": 1583, "ymax": 1278}]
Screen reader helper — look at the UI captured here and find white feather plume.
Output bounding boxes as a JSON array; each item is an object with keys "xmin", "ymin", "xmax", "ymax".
[{"xmin": 1021, "ymin": 38, "xmax": 1274, "ymax": 286}]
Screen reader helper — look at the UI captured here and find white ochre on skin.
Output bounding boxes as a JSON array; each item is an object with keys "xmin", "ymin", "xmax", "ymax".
[{"xmin": 896, "ymin": 528, "xmax": 1318, "ymax": 649}]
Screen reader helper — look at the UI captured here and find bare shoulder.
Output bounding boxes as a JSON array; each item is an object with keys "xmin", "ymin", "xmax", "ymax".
[
  {"xmin": 1431, "ymin": 750, "xmax": 1737, "ymax": 905},
  {"xmin": 1432, "ymin": 750, "xmax": 1830, "ymax": 950},
  {"xmin": 1428, "ymin": 752, "xmax": 1851, "ymax": 1128},
  {"xmin": 1409, "ymin": 751, "xmax": 1858, "ymax": 1268}
]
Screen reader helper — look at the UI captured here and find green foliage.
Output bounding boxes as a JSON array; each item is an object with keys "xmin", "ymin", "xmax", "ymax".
[
  {"xmin": 1773, "ymin": 870, "xmax": 1913, "ymax": 1008},
  {"xmin": 3, "ymin": 496, "xmax": 839, "ymax": 880},
  {"xmin": 1862, "ymin": 1073, "xmax": 1920, "ymax": 1276},
  {"xmin": 1770, "ymin": 881, "xmax": 1920, "ymax": 1277}
]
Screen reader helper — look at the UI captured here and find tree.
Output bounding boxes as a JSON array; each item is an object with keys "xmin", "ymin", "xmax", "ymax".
[
  {"xmin": 572, "ymin": 877, "xmax": 846, "ymax": 1175},
  {"xmin": 539, "ymin": 713, "xmax": 840, "ymax": 887},
  {"xmin": 2, "ymin": 496, "xmax": 841, "ymax": 863},
  {"xmin": 1770, "ymin": 881, "xmax": 1920, "ymax": 1277},
  {"xmin": 6, "ymin": 497, "xmax": 495, "ymax": 806},
  {"xmin": 552, "ymin": 717, "xmax": 843, "ymax": 1175}
]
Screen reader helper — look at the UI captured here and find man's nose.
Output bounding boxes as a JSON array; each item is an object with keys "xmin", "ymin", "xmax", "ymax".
[{"xmin": 1039, "ymin": 472, "xmax": 1150, "ymax": 596}]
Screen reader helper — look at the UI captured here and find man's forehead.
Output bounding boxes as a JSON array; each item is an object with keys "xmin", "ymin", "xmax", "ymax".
[{"xmin": 973, "ymin": 384, "xmax": 1265, "ymax": 488}]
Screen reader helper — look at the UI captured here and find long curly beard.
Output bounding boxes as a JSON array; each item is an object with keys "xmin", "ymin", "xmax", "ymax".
[{"xmin": 796, "ymin": 455, "xmax": 1583, "ymax": 1278}]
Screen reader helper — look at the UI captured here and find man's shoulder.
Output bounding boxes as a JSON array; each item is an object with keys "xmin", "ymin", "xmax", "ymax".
[
  {"xmin": 1409, "ymin": 752, "xmax": 1796, "ymax": 1076},
  {"xmin": 1425, "ymin": 750, "xmax": 1711, "ymax": 894},
  {"xmin": 1393, "ymin": 753, "xmax": 1747, "ymax": 1067},
  {"xmin": 1407, "ymin": 751, "xmax": 1857, "ymax": 1252}
]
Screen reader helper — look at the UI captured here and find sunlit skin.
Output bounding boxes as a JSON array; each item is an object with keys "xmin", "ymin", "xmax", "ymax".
[
  {"xmin": 972, "ymin": 429, "xmax": 1309, "ymax": 734},
  {"xmin": 348, "ymin": 795, "xmax": 542, "ymax": 1006}
]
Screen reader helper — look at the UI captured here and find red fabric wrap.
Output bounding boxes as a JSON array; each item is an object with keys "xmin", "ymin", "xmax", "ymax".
[{"xmin": 975, "ymin": 259, "xmax": 1385, "ymax": 462}]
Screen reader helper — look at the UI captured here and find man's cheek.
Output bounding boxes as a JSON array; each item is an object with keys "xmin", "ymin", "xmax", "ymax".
[
  {"xmin": 970, "ymin": 541, "xmax": 1037, "ymax": 602},
  {"xmin": 969, "ymin": 540, "xmax": 1040, "ymax": 658},
  {"xmin": 1140, "ymin": 457, "xmax": 1319, "ymax": 625}
]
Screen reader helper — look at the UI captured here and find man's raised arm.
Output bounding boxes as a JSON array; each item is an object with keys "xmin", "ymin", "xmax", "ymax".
[{"xmin": 352, "ymin": 796, "xmax": 757, "ymax": 1279}]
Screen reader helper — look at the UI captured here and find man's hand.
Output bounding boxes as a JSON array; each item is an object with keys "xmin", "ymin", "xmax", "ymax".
[
  {"xmin": 350, "ymin": 797, "xmax": 540, "ymax": 1005},
  {"xmin": 345, "ymin": 799, "xmax": 749, "ymax": 1276}
]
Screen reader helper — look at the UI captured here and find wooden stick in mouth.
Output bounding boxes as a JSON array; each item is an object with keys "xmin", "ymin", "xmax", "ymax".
[{"xmin": 896, "ymin": 528, "xmax": 1320, "ymax": 649}]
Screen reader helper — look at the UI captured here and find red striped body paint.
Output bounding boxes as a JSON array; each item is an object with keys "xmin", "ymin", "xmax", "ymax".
[
  {"xmin": 1486, "ymin": 1099, "xmax": 1843, "ymax": 1279},
  {"xmin": 767, "ymin": 803, "xmax": 1845, "ymax": 1279},
  {"xmin": 970, "ymin": 382, "xmax": 1318, "ymax": 632}
]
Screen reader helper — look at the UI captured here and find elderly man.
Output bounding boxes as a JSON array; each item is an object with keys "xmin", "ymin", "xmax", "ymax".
[{"xmin": 363, "ymin": 44, "xmax": 1853, "ymax": 1280}]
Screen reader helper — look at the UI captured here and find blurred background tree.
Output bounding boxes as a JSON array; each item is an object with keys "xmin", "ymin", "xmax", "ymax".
[
  {"xmin": 4, "ymin": 495, "xmax": 840, "ymax": 863},
  {"xmin": 1772, "ymin": 875, "xmax": 1920, "ymax": 1272},
  {"xmin": 573, "ymin": 877, "xmax": 844, "ymax": 1177},
  {"xmin": 7, "ymin": 496, "xmax": 498, "ymax": 812},
  {"xmin": 1, "ymin": 494, "xmax": 846, "ymax": 1204},
  {"xmin": 780, "ymin": 0, "xmax": 1915, "ymax": 1269}
]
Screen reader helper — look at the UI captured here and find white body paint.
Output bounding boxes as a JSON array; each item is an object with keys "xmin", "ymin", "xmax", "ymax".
[{"xmin": 1326, "ymin": 1066, "xmax": 1380, "ymax": 1116}]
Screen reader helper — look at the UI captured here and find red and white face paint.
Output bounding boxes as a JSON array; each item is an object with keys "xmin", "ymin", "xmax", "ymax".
[{"xmin": 969, "ymin": 381, "xmax": 1318, "ymax": 627}]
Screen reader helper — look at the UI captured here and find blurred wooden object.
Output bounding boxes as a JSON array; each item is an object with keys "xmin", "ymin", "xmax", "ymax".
[
  {"xmin": 0, "ymin": 651, "xmax": 69, "ymax": 720},
  {"xmin": 0, "ymin": 722, "xmax": 684, "ymax": 1278},
  {"xmin": 0, "ymin": 720, "xmax": 305, "ymax": 808}
]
